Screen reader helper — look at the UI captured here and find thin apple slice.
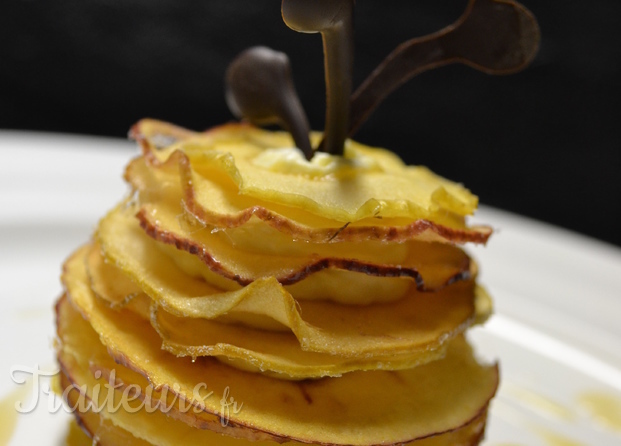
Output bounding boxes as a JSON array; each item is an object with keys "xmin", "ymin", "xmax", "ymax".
[
  {"xmin": 69, "ymin": 244, "xmax": 486, "ymax": 377},
  {"xmin": 152, "ymin": 282, "xmax": 491, "ymax": 360},
  {"xmin": 84, "ymin": 242, "xmax": 143, "ymax": 309},
  {"xmin": 98, "ymin": 201, "xmax": 474, "ymax": 304},
  {"xmin": 88, "ymin": 236, "xmax": 475, "ymax": 343},
  {"xmin": 60, "ymin": 373, "xmax": 152, "ymax": 446},
  {"xmin": 176, "ymin": 131, "xmax": 478, "ymax": 222},
  {"xmin": 137, "ymin": 202, "xmax": 473, "ymax": 293},
  {"xmin": 150, "ymin": 279, "xmax": 490, "ymax": 373},
  {"xmin": 58, "ymin": 362, "xmax": 488, "ymax": 446},
  {"xmin": 56, "ymin": 293, "xmax": 497, "ymax": 445},
  {"xmin": 128, "ymin": 118, "xmax": 491, "ymax": 244},
  {"xmin": 65, "ymin": 419, "xmax": 106, "ymax": 446},
  {"xmin": 124, "ymin": 157, "xmax": 476, "ymax": 294},
  {"xmin": 90, "ymin": 210, "xmax": 489, "ymax": 354},
  {"xmin": 98, "ymin": 202, "xmax": 474, "ymax": 304},
  {"xmin": 84, "ymin": 243, "xmax": 152, "ymax": 319},
  {"xmin": 128, "ymin": 118, "xmax": 197, "ymax": 149},
  {"xmin": 86, "ymin": 241, "xmax": 286, "ymax": 331}
]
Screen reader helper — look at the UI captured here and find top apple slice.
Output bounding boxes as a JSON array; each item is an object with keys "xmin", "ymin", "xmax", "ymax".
[{"xmin": 130, "ymin": 119, "xmax": 491, "ymax": 244}]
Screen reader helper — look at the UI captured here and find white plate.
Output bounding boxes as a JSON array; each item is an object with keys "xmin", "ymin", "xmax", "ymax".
[{"xmin": 1, "ymin": 131, "xmax": 621, "ymax": 445}]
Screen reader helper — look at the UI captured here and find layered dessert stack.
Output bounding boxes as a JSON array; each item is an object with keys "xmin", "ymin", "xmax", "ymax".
[
  {"xmin": 58, "ymin": 119, "xmax": 496, "ymax": 445},
  {"xmin": 55, "ymin": 1, "xmax": 539, "ymax": 444}
]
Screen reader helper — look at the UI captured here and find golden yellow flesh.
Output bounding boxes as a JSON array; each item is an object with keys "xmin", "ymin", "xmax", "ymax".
[
  {"xmin": 135, "ymin": 201, "xmax": 473, "ymax": 289},
  {"xmin": 98, "ymin": 200, "xmax": 474, "ymax": 306},
  {"xmin": 85, "ymin": 244, "xmax": 143, "ymax": 308},
  {"xmin": 89, "ymin": 212, "xmax": 474, "ymax": 354},
  {"xmin": 130, "ymin": 119, "xmax": 488, "ymax": 238},
  {"xmin": 60, "ymin": 373, "xmax": 155, "ymax": 446},
  {"xmin": 126, "ymin": 155, "xmax": 476, "ymax": 284},
  {"xmin": 65, "ymin": 419, "xmax": 103, "ymax": 446},
  {"xmin": 56, "ymin": 118, "xmax": 498, "ymax": 445},
  {"xmin": 58, "ymin": 367, "xmax": 488, "ymax": 446},
  {"xmin": 73, "ymin": 245, "xmax": 487, "ymax": 378},
  {"xmin": 154, "ymin": 130, "xmax": 477, "ymax": 222},
  {"xmin": 150, "ymin": 279, "xmax": 479, "ymax": 357},
  {"xmin": 57, "ymin": 294, "xmax": 497, "ymax": 445},
  {"xmin": 161, "ymin": 154, "xmax": 489, "ymax": 244}
]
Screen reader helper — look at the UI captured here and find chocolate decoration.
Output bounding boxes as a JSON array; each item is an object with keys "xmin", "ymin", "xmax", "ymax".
[
  {"xmin": 282, "ymin": 0, "xmax": 354, "ymax": 156},
  {"xmin": 348, "ymin": 0, "xmax": 540, "ymax": 137},
  {"xmin": 225, "ymin": 46, "xmax": 313, "ymax": 160}
]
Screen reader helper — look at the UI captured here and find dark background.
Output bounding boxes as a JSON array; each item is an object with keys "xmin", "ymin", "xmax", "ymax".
[{"xmin": 1, "ymin": 1, "xmax": 620, "ymax": 246}]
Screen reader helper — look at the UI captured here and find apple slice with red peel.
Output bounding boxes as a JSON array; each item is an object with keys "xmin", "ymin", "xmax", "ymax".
[
  {"xmin": 56, "ymin": 291, "xmax": 498, "ymax": 445},
  {"xmin": 130, "ymin": 125, "xmax": 492, "ymax": 245},
  {"xmin": 136, "ymin": 203, "xmax": 475, "ymax": 295},
  {"xmin": 77, "ymin": 242, "xmax": 491, "ymax": 378},
  {"xmin": 97, "ymin": 200, "xmax": 475, "ymax": 305},
  {"xmin": 59, "ymin": 373, "xmax": 152, "ymax": 446},
  {"xmin": 58, "ymin": 348, "xmax": 490, "ymax": 446},
  {"xmin": 127, "ymin": 143, "xmax": 491, "ymax": 245},
  {"xmin": 128, "ymin": 119, "xmax": 491, "ymax": 244},
  {"xmin": 84, "ymin": 242, "xmax": 142, "ymax": 309},
  {"xmin": 121, "ymin": 151, "xmax": 478, "ymax": 300}
]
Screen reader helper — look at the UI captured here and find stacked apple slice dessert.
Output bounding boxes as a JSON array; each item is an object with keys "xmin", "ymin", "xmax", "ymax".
[
  {"xmin": 55, "ymin": 1, "xmax": 541, "ymax": 443},
  {"xmin": 56, "ymin": 118, "xmax": 500, "ymax": 445}
]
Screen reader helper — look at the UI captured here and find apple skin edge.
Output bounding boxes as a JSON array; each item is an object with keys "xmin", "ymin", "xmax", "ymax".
[
  {"xmin": 129, "ymin": 119, "xmax": 493, "ymax": 245},
  {"xmin": 136, "ymin": 207, "xmax": 475, "ymax": 290},
  {"xmin": 55, "ymin": 293, "xmax": 499, "ymax": 446}
]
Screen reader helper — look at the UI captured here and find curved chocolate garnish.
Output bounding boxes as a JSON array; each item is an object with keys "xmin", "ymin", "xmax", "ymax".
[
  {"xmin": 282, "ymin": 0, "xmax": 354, "ymax": 156},
  {"xmin": 348, "ymin": 0, "xmax": 540, "ymax": 136},
  {"xmin": 225, "ymin": 46, "xmax": 313, "ymax": 159}
]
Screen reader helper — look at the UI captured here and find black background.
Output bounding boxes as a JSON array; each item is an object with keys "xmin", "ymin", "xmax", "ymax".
[{"xmin": 1, "ymin": 1, "xmax": 620, "ymax": 246}]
